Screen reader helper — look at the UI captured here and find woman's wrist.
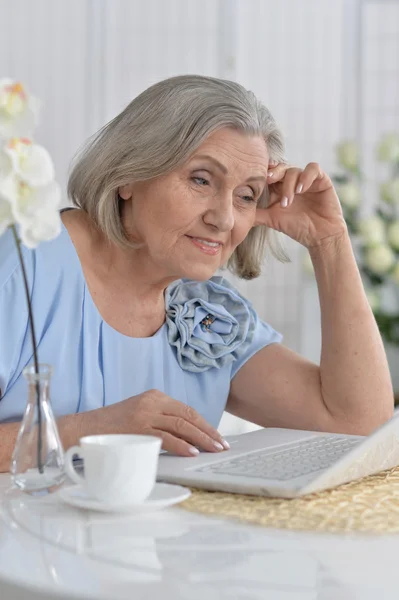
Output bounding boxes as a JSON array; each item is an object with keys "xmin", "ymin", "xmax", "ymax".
[
  {"xmin": 307, "ymin": 229, "xmax": 366, "ymax": 308},
  {"xmin": 57, "ymin": 408, "xmax": 105, "ymax": 449},
  {"xmin": 308, "ymin": 228, "xmax": 352, "ymax": 265}
]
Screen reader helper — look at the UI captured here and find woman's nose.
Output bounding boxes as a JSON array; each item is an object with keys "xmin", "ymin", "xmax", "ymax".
[{"xmin": 202, "ymin": 193, "xmax": 235, "ymax": 232}]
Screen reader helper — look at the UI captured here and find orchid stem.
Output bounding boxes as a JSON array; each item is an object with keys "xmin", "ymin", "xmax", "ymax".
[{"xmin": 11, "ymin": 225, "xmax": 43, "ymax": 474}]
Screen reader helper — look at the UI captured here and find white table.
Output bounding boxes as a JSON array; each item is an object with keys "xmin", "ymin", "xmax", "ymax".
[{"xmin": 0, "ymin": 473, "xmax": 398, "ymax": 600}]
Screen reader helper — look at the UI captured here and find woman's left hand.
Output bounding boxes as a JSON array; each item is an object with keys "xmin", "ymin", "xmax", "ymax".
[{"xmin": 254, "ymin": 162, "xmax": 348, "ymax": 248}]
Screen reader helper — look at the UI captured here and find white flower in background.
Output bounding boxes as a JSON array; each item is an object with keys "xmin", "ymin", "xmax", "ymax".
[
  {"xmin": 365, "ymin": 289, "xmax": 380, "ymax": 312},
  {"xmin": 365, "ymin": 244, "xmax": 395, "ymax": 275},
  {"xmin": 388, "ymin": 221, "xmax": 399, "ymax": 251},
  {"xmin": 377, "ymin": 133, "xmax": 399, "ymax": 163},
  {"xmin": 4, "ymin": 138, "xmax": 54, "ymax": 187},
  {"xmin": 0, "ymin": 137, "xmax": 61, "ymax": 248},
  {"xmin": 15, "ymin": 181, "xmax": 61, "ymax": 248},
  {"xmin": 0, "ymin": 197, "xmax": 13, "ymax": 235},
  {"xmin": 392, "ymin": 263, "xmax": 399, "ymax": 285},
  {"xmin": 0, "ymin": 76, "xmax": 63, "ymax": 479},
  {"xmin": 337, "ymin": 181, "xmax": 361, "ymax": 209},
  {"xmin": 0, "ymin": 79, "xmax": 39, "ymax": 138},
  {"xmin": 381, "ymin": 178, "xmax": 399, "ymax": 205},
  {"xmin": 358, "ymin": 216, "xmax": 386, "ymax": 246},
  {"xmin": 336, "ymin": 141, "xmax": 358, "ymax": 171}
]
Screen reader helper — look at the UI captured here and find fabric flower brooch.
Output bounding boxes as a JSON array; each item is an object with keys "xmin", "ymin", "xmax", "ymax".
[{"xmin": 165, "ymin": 276, "xmax": 256, "ymax": 373}]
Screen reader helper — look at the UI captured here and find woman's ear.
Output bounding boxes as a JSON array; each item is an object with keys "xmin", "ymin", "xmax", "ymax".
[{"xmin": 118, "ymin": 184, "xmax": 133, "ymax": 200}]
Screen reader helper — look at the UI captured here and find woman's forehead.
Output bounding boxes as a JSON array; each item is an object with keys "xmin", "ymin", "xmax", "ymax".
[{"xmin": 188, "ymin": 129, "xmax": 269, "ymax": 174}]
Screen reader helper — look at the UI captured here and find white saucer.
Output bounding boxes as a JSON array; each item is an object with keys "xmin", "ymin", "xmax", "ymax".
[{"xmin": 58, "ymin": 482, "xmax": 191, "ymax": 513}]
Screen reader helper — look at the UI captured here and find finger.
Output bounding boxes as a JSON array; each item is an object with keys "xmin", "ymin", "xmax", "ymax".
[
  {"xmin": 276, "ymin": 168, "xmax": 303, "ymax": 207},
  {"xmin": 266, "ymin": 162, "xmax": 290, "ymax": 184},
  {"xmin": 162, "ymin": 400, "xmax": 230, "ymax": 449},
  {"xmin": 294, "ymin": 162, "xmax": 324, "ymax": 196},
  {"xmin": 150, "ymin": 429, "xmax": 201, "ymax": 457},
  {"xmin": 154, "ymin": 415, "xmax": 226, "ymax": 453}
]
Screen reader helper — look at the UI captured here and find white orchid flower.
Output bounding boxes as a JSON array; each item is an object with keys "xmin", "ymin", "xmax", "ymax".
[
  {"xmin": 377, "ymin": 133, "xmax": 399, "ymax": 163},
  {"xmin": 337, "ymin": 181, "xmax": 361, "ymax": 209},
  {"xmin": 365, "ymin": 244, "xmax": 395, "ymax": 275},
  {"xmin": 387, "ymin": 221, "xmax": 399, "ymax": 251},
  {"xmin": 12, "ymin": 180, "xmax": 61, "ymax": 247},
  {"xmin": 19, "ymin": 209, "xmax": 62, "ymax": 248},
  {"xmin": 358, "ymin": 216, "xmax": 386, "ymax": 246},
  {"xmin": 0, "ymin": 146, "xmax": 19, "ymax": 208},
  {"xmin": 4, "ymin": 138, "xmax": 54, "ymax": 187},
  {"xmin": 0, "ymin": 137, "xmax": 61, "ymax": 248},
  {"xmin": 336, "ymin": 141, "xmax": 358, "ymax": 171},
  {"xmin": 0, "ymin": 196, "xmax": 14, "ymax": 236},
  {"xmin": 381, "ymin": 178, "xmax": 399, "ymax": 205},
  {"xmin": 0, "ymin": 79, "xmax": 39, "ymax": 138}
]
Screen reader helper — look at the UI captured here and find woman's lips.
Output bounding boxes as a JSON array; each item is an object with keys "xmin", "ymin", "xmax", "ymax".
[{"xmin": 187, "ymin": 236, "xmax": 223, "ymax": 255}]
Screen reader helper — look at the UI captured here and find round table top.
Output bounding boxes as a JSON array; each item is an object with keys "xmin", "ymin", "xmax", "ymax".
[{"xmin": 0, "ymin": 473, "xmax": 398, "ymax": 600}]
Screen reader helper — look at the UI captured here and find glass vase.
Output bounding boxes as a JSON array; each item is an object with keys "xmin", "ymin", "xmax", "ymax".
[{"xmin": 11, "ymin": 364, "xmax": 65, "ymax": 494}]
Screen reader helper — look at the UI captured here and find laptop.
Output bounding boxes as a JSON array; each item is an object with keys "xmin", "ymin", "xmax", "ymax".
[{"xmin": 157, "ymin": 412, "xmax": 399, "ymax": 498}]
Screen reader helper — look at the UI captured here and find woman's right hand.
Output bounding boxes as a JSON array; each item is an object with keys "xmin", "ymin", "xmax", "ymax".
[{"xmin": 95, "ymin": 389, "xmax": 230, "ymax": 457}]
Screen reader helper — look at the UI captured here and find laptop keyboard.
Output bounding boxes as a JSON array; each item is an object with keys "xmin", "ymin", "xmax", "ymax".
[{"xmin": 195, "ymin": 435, "xmax": 361, "ymax": 481}]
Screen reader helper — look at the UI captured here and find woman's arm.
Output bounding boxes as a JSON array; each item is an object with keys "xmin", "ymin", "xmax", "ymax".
[
  {"xmin": 228, "ymin": 161, "xmax": 394, "ymax": 435},
  {"xmin": 0, "ymin": 390, "xmax": 228, "ymax": 472},
  {"xmin": 0, "ymin": 414, "xmax": 94, "ymax": 473},
  {"xmin": 310, "ymin": 230, "xmax": 393, "ymax": 427},
  {"xmin": 228, "ymin": 231, "xmax": 394, "ymax": 435}
]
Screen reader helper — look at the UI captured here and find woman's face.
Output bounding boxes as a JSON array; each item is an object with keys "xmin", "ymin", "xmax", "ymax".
[{"xmin": 120, "ymin": 127, "xmax": 269, "ymax": 282}]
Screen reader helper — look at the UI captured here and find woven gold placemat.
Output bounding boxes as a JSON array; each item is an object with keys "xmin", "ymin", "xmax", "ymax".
[{"xmin": 181, "ymin": 466, "xmax": 399, "ymax": 533}]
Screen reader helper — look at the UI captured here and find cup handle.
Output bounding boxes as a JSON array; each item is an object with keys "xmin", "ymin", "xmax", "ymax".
[{"xmin": 64, "ymin": 446, "xmax": 85, "ymax": 485}]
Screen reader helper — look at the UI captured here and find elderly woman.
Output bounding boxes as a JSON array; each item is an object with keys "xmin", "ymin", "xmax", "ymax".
[{"xmin": 0, "ymin": 75, "xmax": 394, "ymax": 471}]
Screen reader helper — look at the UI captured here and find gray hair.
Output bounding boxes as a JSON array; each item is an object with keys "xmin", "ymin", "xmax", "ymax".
[{"xmin": 67, "ymin": 74, "xmax": 288, "ymax": 279}]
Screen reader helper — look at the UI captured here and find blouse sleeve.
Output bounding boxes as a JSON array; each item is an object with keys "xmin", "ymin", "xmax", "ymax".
[
  {"xmin": 165, "ymin": 275, "xmax": 282, "ymax": 376},
  {"xmin": 0, "ymin": 229, "xmax": 32, "ymax": 402},
  {"xmin": 230, "ymin": 311, "xmax": 282, "ymax": 380}
]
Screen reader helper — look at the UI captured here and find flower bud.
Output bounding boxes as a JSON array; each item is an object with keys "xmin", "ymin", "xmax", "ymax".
[
  {"xmin": 381, "ymin": 178, "xmax": 399, "ymax": 204},
  {"xmin": 365, "ymin": 244, "xmax": 395, "ymax": 274},
  {"xmin": 337, "ymin": 181, "xmax": 361, "ymax": 209},
  {"xmin": 358, "ymin": 216, "xmax": 386, "ymax": 246},
  {"xmin": 0, "ymin": 79, "xmax": 39, "ymax": 138},
  {"xmin": 377, "ymin": 133, "xmax": 399, "ymax": 163},
  {"xmin": 336, "ymin": 141, "xmax": 358, "ymax": 171}
]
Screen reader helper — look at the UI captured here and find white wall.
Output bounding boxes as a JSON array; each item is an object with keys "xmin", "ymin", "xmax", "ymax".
[{"xmin": 0, "ymin": 0, "xmax": 348, "ymax": 354}]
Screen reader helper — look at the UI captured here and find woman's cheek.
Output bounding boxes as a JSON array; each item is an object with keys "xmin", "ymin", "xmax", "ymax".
[{"xmin": 236, "ymin": 214, "xmax": 255, "ymax": 243}]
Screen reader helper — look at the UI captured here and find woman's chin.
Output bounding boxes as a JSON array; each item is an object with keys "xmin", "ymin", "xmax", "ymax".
[{"xmin": 178, "ymin": 264, "xmax": 219, "ymax": 282}]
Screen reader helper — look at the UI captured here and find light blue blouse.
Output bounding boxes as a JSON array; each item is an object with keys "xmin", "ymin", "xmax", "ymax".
[{"xmin": 0, "ymin": 220, "xmax": 282, "ymax": 428}]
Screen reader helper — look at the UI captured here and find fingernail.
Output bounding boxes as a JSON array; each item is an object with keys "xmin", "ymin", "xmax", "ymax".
[
  {"xmin": 189, "ymin": 446, "xmax": 200, "ymax": 456},
  {"xmin": 221, "ymin": 439, "xmax": 230, "ymax": 450},
  {"xmin": 280, "ymin": 197, "xmax": 289, "ymax": 208},
  {"xmin": 267, "ymin": 171, "xmax": 274, "ymax": 178},
  {"xmin": 213, "ymin": 441, "xmax": 224, "ymax": 451},
  {"xmin": 296, "ymin": 183, "xmax": 303, "ymax": 194}
]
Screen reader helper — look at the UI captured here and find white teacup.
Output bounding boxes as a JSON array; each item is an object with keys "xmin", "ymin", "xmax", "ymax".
[{"xmin": 64, "ymin": 434, "xmax": 162, "ymax": 506}]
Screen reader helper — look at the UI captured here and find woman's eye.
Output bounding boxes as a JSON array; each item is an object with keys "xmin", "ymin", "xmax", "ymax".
[
  {"xmin": 192, "ymin": 176, "xmax": 209, "ymax": 186},
  {"xmin": 240, "ymin": 192, "xmax": 257, "ymax": 203}
]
